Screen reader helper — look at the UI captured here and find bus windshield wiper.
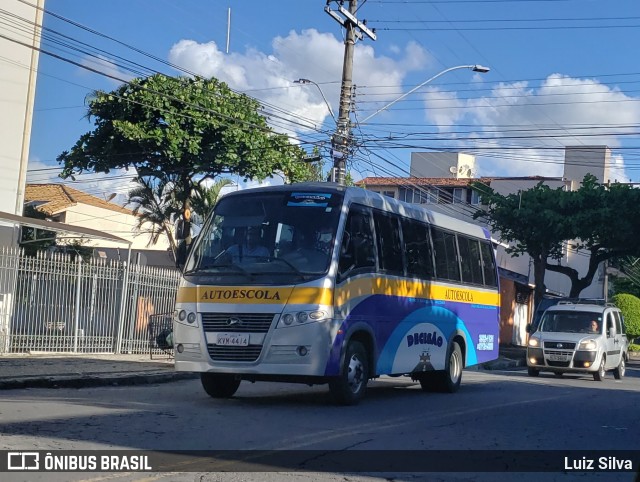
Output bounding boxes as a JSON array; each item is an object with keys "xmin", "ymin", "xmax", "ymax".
[
  {"xmin": 195, "ymin": 263, "xmax": 254, "ymax": 279},
  {"xmin": 264, "ymin": 257, "xmax": 308, "ymax": 279}
]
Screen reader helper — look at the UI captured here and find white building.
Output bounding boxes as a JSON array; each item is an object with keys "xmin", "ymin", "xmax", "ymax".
[
  {"xmin": 25, "ymin": 184, "xmax": 173, "ymax": 251},
  {"xmin": 0, "ymin": 0, "xmax": 45, "ymax": 246}
]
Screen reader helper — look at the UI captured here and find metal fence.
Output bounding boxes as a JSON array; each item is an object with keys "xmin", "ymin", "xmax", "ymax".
[{"xmin": 0, "ymin": 247, "xmax": 181, "ymax": 354}]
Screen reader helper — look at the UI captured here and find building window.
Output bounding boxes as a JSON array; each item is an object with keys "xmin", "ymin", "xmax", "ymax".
[
  {"xmin": 421, "ymin": 189, "xmax": 438, "ymax": 204},
  {"xmin": 470, "ymin": 190, "xmax": 481, "ymax": 205},
  {"xmin": 453, "ymin": 188, "xmax": 465, "ymax": 204},
  {"xmin": 382, "ymin": 190, "xmax": 395, "ymax": 199}
]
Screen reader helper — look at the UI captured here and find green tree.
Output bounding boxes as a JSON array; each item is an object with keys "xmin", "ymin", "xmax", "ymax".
[
  {"xmin": 190, "ymin": 178, "xmax": 234, "ymax": 220},
  {"xmin": 58, "ymin": 74, "xmax": 313, "ymax": 246},
  {"xmin": 473, "ymin": 175, "xmax": 640, "ymax": 307},
  {"xmin": 20, "ymin": 205, "xmax": 56, "ymax": 256},
  {"xmin": 472, "ymin": 181, "xmax": 574, "ymax": 307},
  {"xmin": 126, "ymin": 175, "xmax": 183, "ymax": 256},
  {"xmin": 544, "ymin": 175, "xmax": 640, "ymax": 298},
  {"xmin": 610, "ymin": 257, "xmax": 640, "ymax": 298},
  {"xmin": 612, "ymin": 293, "xmax": 640, "ymax": 342}
]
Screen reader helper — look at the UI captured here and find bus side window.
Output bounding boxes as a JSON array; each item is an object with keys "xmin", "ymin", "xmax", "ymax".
[
  {"xmin": 373, "ymin": 210, "xmax": 403, "ymax": 274},
  {"xmin": 479, "ymin": 241, "xmax": 498, "ymax": 287},
  {"xmin": 458, "ymin": 235, "xmax": 483, "ymax": 285},
  {"xmin": 338, "ymin": 207, "xmax": 375, "ymax": 277},
  {"xmin": 432, "ymin": 228, "xmax": 461, "ymax": 282},
  {"xmin": 401, "ymin": 218, "xmax": 434, "ymax": 279}
]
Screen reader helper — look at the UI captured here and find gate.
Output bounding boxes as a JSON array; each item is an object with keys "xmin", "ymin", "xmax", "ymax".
[{"xmin": 0, "ymin": 247, "xmax": 181, "ymax": 354}]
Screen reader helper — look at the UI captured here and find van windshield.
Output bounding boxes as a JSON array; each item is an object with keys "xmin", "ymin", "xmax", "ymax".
[
  {"xmin": 539, "ymin": 311, "xmax": 602, "ymax": 334},
  {"xmin": 184, "ymin": 190, "xmax": 343, "ymax": 283}
]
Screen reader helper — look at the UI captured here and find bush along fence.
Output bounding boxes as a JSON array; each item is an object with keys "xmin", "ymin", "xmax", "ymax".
[{"xmin": 0, "ymin": 247, "xmax": 181, "ymax": 354}]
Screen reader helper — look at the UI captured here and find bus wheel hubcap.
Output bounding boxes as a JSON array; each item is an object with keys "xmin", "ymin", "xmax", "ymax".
[{"xmin": 347, "ymin": 355, "xmax": 364, "ymax": 392}]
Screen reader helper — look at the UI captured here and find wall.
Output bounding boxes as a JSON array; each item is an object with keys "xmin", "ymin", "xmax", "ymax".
[
  {"xmin": 0, "ymin": 0, "xmax": 44, "ymax": 247},
  {"xmin": 62, "ymin": 204, "xmax": 172, "ymax": 250},
  {"xmin": 410, "ymin": 152, "xmax": 476, "ymax": 178},
  {"xmin": 563, "ymin": 146, "xmax": 610, "ymax": 184}
]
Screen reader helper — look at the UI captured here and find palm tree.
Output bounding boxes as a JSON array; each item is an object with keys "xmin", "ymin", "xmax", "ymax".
[
  {"xmin": 126, "ymin": 175, "xmax": 183, "ymax": 258},
  {"xmin": 191, "ymin": 178, "xmax": 234, "ymax": 221}
]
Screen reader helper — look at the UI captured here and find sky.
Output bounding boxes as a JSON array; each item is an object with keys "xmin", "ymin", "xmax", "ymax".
[{"xmin": 16, "ymin": 0, "xmax": 640, "ymax": 202}]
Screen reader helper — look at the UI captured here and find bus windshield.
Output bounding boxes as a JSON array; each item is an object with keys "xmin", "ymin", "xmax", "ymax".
[{"xmin": 185, "ymin": 190, "xmax": 343, "ymax": 283}]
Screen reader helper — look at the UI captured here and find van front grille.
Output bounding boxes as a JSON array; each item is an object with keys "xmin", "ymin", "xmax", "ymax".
[
  {"xmin": 207, "ymin": 344, "xmax": 263, "ymax": 362},
  {"xmin": 201, "ymin": 313, "xmax": 276, "ymax": 333},
  {"xmin": 543, "ymin": 341, "xmax": 576, "ymax": 350}
]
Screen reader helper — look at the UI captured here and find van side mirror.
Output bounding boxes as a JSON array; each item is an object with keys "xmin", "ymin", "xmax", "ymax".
[
  {"xmin": 175, "ymin": 239, "xmax": 191, "ymax": 271},
  {"xmin": 526, "ymin": 323, "xmax": 533, "ymax": 333}
]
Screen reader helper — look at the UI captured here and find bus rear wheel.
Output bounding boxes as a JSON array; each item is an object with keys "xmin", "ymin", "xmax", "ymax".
[
  {"xmin": 434, "ymin": 341, "xmax": 463, "ymax": 393},
  {"xmin": 329, "ymin": 341, "xmax": 369, "ymax": 405},
  {"xmin": 200, "ymin": 373, "xmax": 241, "ymax": 398}
]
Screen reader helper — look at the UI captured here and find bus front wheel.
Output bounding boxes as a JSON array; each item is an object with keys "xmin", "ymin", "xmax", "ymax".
[
  {"xmin": 200, "ymin": 373, "xmax": 241, "ymax": 398},
  {"xmin": 329, "ymin": 341, "xmax": 369, "ymax": 405}
]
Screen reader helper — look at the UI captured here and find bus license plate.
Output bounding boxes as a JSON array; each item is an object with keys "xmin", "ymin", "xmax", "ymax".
[
  {"xmin": 549, "ymin": 354, "xmax": 568, "ymax": 361},
  {"xmin": 216, "ymin": 333, "xmax": 249, "ymax": 346}
]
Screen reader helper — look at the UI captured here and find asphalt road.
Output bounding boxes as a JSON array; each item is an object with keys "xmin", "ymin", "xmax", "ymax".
[{"xmin": 0, "ymin": 365, "xmax": 639, "ymax": 482}]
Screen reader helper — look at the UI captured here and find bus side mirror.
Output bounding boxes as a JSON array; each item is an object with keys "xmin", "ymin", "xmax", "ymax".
[{"xmin": 175, "ymin": 239, "xmax": 191, "ymax": 271}]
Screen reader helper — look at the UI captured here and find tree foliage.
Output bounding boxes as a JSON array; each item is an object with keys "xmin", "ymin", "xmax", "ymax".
[
  {"xmin": 58, "ymin": 74, "xmax": 315, "ymax": 247},
  {"xmin": 472, "ymin": 175, "xmax": 640, "ymax": 307},
  {"xmin": 20, "ymin": 205, "xmax": 56, "ymax": 256},
  {"xmin": 126, "ymin": 176, "xmax": 183, "ymax": 256},
  {"xmin": 472, "ymin": 180, "xmax": 574, "ymax": 306},
  {"xmin": 610, "ymin": 256, "xmax": 640, "ymax": 298},
  {"xmin": 612, "ymin": 293, "xmax": 640, "ymax": 341}
]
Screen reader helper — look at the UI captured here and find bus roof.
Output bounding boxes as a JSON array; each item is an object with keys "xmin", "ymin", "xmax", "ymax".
[{"xmin": 220, "ymin": 182, "xmax": 490, "ymax": 241}]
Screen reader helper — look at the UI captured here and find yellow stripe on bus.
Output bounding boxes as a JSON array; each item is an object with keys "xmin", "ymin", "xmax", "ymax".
[
  {"xmin": 335, "ymin": 277, "xmax": 500, "ymax": 306},
  {"xmin": 176, "ymin": 279, "xmax": 498, "ymax": 307},
  {"xmin": 176, "ymin": 286, "xmax": 333, "ymax": 305}
]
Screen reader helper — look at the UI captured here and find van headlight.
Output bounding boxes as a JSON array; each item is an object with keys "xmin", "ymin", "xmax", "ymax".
[
  {"xmin": 278, "ymin": 310, "xmax": 330, "ymax": 328},
  {"xmin": 174, "ymin": 308, "xmax": 199, "ymax": 327},
  {"xmin": 579, "ymin": 339, "xmax": 597, "ymax": 350},
  {"xmin": 528, "ymin": 337, "xmax": 540, "ymax": 347}
]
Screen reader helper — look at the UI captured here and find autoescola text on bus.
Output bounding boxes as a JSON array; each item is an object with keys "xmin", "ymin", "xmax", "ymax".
[{"xmin": 172, "ymin": 183, "xmax": 500, "ymax": 405}]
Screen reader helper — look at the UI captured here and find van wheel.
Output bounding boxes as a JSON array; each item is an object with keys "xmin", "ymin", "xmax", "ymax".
[
  {"xmin": 527, "ymin": 367, "xmax": 540, "ymax": 377},
  {"xmin": 200, "ymin": 373, "xmax": 241, "ymax": 398},
  {"xmin": 432, "ymin": 342, "xmax": 463, "ymax": 393},
  {"xmin": 329, "ymin": 341, "xmax": 369, "ymax": 405},
  {"xmin": 593, "ymin": 356, "xmax": 606, "ymax": 381},
  {"xmin": 613, "ymin": 357, "xmax": 625, "ymax": 379}
]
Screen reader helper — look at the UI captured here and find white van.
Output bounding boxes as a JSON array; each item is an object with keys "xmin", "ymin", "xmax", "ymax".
[{"xmin": 526, "ymin": 302, "xmax": 629, "ymax": 381}]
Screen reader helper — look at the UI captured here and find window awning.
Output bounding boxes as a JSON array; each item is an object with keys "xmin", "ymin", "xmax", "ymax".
[{"xmin": 0, "ymin": 210, "xmax": 131, "ymax": 246}]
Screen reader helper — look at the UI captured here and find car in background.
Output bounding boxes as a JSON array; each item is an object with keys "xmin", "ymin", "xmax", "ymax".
[{"xmin": 526, "ymin": 301, "xmax": 629, "ymax": 381}]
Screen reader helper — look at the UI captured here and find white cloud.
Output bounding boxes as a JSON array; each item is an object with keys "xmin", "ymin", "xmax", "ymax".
[
  {"xmin": 422, "ymin": 74, "xmax": 640, "ymax": 179},
  {"xmin": 167, "ymin": 29, "xmax": 431, "ymax": 134}
]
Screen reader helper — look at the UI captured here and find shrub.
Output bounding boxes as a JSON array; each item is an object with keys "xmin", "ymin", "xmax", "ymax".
[
  {"xmin": 612, "ymin": 293, "xmax": 640, "ymax": 340},
  {"xmin": 629, "ymin": 344, "xmax": 640, "ymax": 352}
]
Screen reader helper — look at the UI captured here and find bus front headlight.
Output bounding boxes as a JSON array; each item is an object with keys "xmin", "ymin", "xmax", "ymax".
[
  {"xmin": 282, "ymin": 314, "xmax": 294, "ymax": 326},
  {"xmin": 278, "ymin": 309, "xmax": 330, "ymax": 328}
]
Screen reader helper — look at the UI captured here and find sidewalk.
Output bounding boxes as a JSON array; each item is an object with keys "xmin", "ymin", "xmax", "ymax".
[
  {"xmin": 0, "ymin": 349, "xmax": 636, "ymax": 390},
  {"xmin": 0, "ymin": 353, "xmax": 197, "ymax": 390}
]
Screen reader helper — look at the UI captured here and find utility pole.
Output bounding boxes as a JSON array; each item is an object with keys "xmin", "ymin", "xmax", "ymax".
[{"xmin": 325, "ymin": 0, "xmax": 376, "ymax": 185}]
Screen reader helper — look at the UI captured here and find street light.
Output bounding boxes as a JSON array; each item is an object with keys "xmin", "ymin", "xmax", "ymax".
[
  {"xmin": 293, "ymin": 78, "xmax": 337, "ymax": 124},
  {"xmin": 358, "ymin": 64, "xmax": 490, "ymax": 125}
]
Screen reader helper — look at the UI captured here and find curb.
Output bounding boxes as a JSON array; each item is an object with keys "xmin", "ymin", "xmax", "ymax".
[
  {"xmin": 0, "ymin": 371, "xmax": 199, "ymax": 390},
  {"xmin": 480, "ymin": 358, "xmax": 526, "ymax": 371}
]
